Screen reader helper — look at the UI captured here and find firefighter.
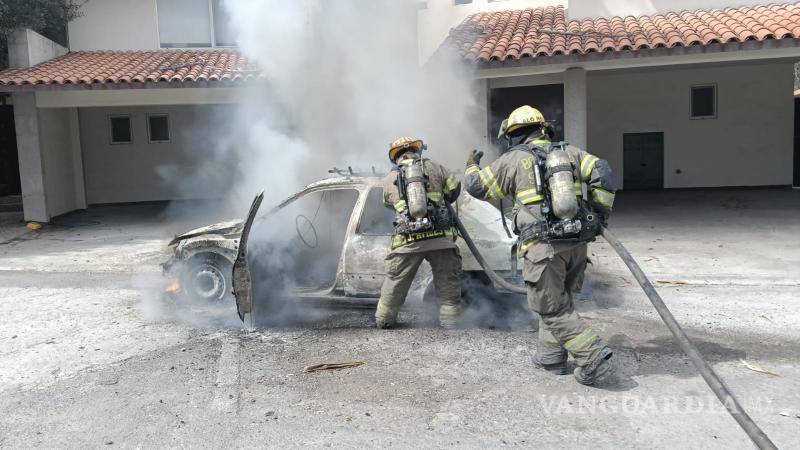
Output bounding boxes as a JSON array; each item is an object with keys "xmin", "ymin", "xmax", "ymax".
[
  {"xmin": 463, "ymin": 106, "xmax": 617, "ymax": 385},
  {"xmin": 376, "ymin": 137, "xmax": 463, "ymax": 329}
]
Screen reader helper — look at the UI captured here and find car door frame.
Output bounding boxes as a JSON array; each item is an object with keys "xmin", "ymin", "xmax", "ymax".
[
  {"xmin": 233, "ymin": 181, "xmax": 368, "ymax": 319},
  {"xmin": 340, "ymin": 185, "xmax": 393, "ymax": 297}
]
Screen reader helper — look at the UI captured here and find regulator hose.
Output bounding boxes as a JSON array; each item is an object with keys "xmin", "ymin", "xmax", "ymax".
[{"xmin": 450, "ymin": 205, "xmax": 776, "ymax": 449}]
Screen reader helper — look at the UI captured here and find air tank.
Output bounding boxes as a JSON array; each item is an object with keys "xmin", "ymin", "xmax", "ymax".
[
  {"xmin": 546, "ymin": 149, "xmax": 579, "ymax": 219},
  {"xmin": 404, "ymin": 159, "xmax": 428, "ymax": 219}
]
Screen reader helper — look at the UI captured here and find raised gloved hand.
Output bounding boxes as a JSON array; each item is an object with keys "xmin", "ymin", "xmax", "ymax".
[{"xmin": 466, "ymin": 149, "xmax": 484, "ymax": 168}]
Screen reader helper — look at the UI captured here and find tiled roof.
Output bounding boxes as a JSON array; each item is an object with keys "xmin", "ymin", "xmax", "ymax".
[
  {"xmin": 445, "ymin": 2, "xmax": 800, "ymax": 63},
  {"xmin": 0, "ymin": 49, "xmax": 261, "ymax": 88}
]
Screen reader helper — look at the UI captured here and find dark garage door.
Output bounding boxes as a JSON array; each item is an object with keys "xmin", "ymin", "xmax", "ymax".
[
  {"xmin": 623, "ymin": 132, "xmax": 664, "ymax": 190},
  {"xmin": 489, "ymin": 84, "xmax": 564, "ymax": 153}
]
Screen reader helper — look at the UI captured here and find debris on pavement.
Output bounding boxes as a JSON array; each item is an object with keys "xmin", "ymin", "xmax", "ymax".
[
  {"xmin": 303, "ymin": 361, "xmax": 364, "ymax": 373},
  {"xmin": 739, "ymin": 359, "xmax": 779, "ymax": 377}
]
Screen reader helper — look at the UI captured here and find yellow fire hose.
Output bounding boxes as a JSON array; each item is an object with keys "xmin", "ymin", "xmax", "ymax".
[{"xmin": 450, "ymin": 207, "xmax": 777, "ymax": 450}]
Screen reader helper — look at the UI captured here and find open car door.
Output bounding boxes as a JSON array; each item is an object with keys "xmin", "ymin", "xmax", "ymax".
[{"xmin": 233, "ymin": 192, "xmax": 264, "ymax": 321}]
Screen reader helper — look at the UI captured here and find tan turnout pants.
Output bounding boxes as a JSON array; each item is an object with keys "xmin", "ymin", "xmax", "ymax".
[
  {"xmin": 525, "ymin": 244, "xmax": 606, "ymax": 367},
  {"xmin": 375, "ymin": 248, "xmax": 462, "ymax": 328}
]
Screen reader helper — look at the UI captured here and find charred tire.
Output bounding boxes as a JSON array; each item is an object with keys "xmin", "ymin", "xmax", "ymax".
[{"xmin": 181, "ymin": 253, "xmax": 233, "ymax": 304}]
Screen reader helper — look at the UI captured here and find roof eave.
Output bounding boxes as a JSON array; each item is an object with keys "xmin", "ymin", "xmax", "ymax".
[
  {"xmin": 471, "ymin": 38, "xmax": 800, "ymax": 78},
  {"xmin": 0, "ymin": 78, "xmax": 266, "ymax": 93}
]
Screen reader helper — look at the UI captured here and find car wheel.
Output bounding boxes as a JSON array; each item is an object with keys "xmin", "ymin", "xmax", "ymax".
[{"xmin": 182, "ymin": 254, "xmax": 233, "ymax": 304}]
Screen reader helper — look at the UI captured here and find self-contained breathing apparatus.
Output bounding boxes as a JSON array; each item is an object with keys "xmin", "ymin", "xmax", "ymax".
[
  {"xmin": 393, "ymin": 154, "xmax": 454, "ymax": 242},
  {"xmin": 516, "ymin": 142, "xmax": 602, "ymax": 245}
]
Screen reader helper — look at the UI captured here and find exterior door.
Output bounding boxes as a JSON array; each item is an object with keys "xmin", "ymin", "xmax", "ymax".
[
  {"xmin": 623, "ymin": 132, "xmax": 664, "ymax": 190},
  {"xmin": 0, "ymin": 106, "xmax": 20, "ymax": 196},
  {"xmin": 489, "ymin": 84, "xmax": 564, "ymax": 153}
]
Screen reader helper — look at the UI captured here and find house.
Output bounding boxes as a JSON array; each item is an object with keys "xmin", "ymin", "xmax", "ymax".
[
  {"xmin": 0, "ymin": 0, "xmax": 798, "ymax": 223},
  {"xmin": 424, "ymin": 0, "xmax": 800, "ymax": 191}
]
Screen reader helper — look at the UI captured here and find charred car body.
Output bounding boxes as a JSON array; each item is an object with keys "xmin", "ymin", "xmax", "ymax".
[{"xmin": 164, "ymin": 174, "xmax": 524, "ymax": 322}]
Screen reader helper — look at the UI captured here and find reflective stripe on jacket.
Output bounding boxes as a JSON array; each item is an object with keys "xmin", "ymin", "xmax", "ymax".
[
  {"xmin": 384, "ymin": 155, "xmax": 461, "ymax": 253},
  {"xmin": 463, "ymin": 142, "xmax": 615, "ymax": 257}
]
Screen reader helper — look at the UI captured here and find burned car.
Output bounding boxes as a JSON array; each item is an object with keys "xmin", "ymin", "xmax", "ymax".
[{"xmin": 164, "ymin": 174, "xmax": 524, "ymax": 321}]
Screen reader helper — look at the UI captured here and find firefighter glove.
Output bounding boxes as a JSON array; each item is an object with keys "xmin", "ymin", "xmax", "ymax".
[{"xmin": 466, "ymin": 149, "xmax": 484, "ymax": 168}]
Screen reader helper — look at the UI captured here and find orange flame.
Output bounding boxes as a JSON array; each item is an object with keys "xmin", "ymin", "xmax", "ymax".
[{"xmin": 165, "ymin": 281, "xmax": 181, "ymax": 294}]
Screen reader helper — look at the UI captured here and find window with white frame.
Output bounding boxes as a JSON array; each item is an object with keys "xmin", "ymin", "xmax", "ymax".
[
  {"xmin": 148, "ymin": 114, "xmax": 171, "ymax": 143},
  {"xmin": 691, "ymin": 84, "xmax": 716, "ymax": 119},
  {"xmin": 157, "ymin": 0, "xmax": 235, "ymax": 48},
  {"xmin": 109, "ymin": 115, "xmax": 132, "ymax": 144}
]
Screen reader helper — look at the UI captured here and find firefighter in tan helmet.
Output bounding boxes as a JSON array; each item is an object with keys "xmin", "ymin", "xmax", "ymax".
[
  {"xmin": 375, "ymin": 137, "xmax": 463, "ymax": 329},
  {"xmin": 463, "ymin": 106, "xmax": 617, "ymax": 385}
]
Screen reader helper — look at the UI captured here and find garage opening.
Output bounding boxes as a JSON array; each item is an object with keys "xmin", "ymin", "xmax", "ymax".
[
  {"xmin": 488, "ymin": 84, "xmax": 564, "ymax": 153},
  {"xmin": 0, "ymin": 104, "xmax": 21, "ymax": 212},
  {"xmin": 623, "ymin": 132, "xmax": 664, "ymax": 190}
]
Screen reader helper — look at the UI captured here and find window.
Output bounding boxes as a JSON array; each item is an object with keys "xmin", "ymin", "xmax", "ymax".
[
  {"xmin": 157, "ymin": 0, "xmax": 233, "ymax": 48},
  {"xmin": 211, "ymin": 0, "xmax": 235, "ymax": 46},
  {"xmin": 357, "ymin": 188, "xmax": 395, "ymax": 235},
  {"xmin": 691, "ymin": 84, "xmax": 716, "ymax": 119},
  {"xmin": 454, "ymin": 0, "xmax": 473, "ymax": 5},
  {"xmin": 109, "ymin": 116, "xmax": 132, "ymax": 144},
  {"xmin": 148, "ymin": 114, "xmax": 170, "ymax": 143}
]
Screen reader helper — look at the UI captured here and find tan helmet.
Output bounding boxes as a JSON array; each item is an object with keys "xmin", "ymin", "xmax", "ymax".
[
  {"xmin": 501, "ymin": 105, "xmax": 546, "ymax": 138},
  {"xmin": 388, "ymin": 136, "xmax": 424, "ymax": 162}
]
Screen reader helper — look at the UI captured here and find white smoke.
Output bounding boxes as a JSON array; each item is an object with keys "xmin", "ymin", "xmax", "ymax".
[
  {"xmin": 149, "ymin": 0, "xmax": 486, "ymax": 327},
  {"xmin": 217, "ymin": 0, "xmax": 482, "ymax": 209}
]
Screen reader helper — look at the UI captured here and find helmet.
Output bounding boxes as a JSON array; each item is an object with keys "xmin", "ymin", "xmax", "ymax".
[
  {"xmin": 388, "ymin": 136, "xmax": 424, "ymax": 162},
  {"xmin": 501, "ymin": 105, "xmax": 546, "ymax": 138}
]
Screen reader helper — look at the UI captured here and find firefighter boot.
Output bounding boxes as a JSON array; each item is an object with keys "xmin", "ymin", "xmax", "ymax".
[{"xmin": 574, "ymin": 346, "xmax": 614, "ymax": 386}]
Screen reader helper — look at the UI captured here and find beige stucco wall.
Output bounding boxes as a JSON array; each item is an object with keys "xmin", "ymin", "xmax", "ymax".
[
  {"xmin": 68, "ymin": 0, "xmax": 159, "ymax": 51},
  {"xmin": 587, "ymin": 61, "xmax": 794, "ymax": 189},
  {"xmin": 13, "ymin": 94, "xmax": 85, "ymax": 222},
  {"xmin": 79, "ymin": 104, "xmax": 236, "ymax": 204},
  {"xmin": 38, "ymin": 107, "xmax": 85, "ymax": 217}
]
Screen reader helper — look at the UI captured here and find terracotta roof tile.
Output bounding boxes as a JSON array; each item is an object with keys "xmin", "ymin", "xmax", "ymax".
[
  {"xmin": 0, "ymin": 49, "xmax": 262, "ymax": 88},
  {"xmin": 443, "ymin": 2, "xmax": 800, "ymax": 63}
]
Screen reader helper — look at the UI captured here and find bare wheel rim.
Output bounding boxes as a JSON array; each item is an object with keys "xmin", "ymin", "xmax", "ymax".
[{"xmin": 191, "ymin": 264, "xmax": 226, "ymax": 301}]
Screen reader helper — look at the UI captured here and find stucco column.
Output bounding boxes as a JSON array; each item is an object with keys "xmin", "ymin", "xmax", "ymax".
[
  {"xmin": 8, "ymin": 29, "xmax": 73, "ymax": 222},
  {"xmin": 13, "ymin": 93, "xmax": 49, "ymax": 222},
  {"xmin": 563, "ymin": 67, "xmax": 587, "ymax": 149}
]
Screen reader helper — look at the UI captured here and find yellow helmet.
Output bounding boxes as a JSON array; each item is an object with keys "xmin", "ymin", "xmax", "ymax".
[
  {"xmin": 388, "ymin": 136, "xmax": 424, "ymax": 162},
  {"xmin": 502, "ymin": 105, "xmax": 546, "ymax": 138}
]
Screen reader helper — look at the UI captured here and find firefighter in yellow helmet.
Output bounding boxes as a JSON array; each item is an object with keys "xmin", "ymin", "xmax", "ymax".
[
  {"xmin": 375, "ymin": 137, "xmax": 463, "ymax": 329},
  {"xmin": 463, "ymin": 106, "xmax": 617, "ymax": 385}
]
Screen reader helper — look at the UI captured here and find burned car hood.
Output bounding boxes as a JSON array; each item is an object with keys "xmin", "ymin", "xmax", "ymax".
[{"xmin": 169, "ymin": 220, "xmax": 243, "ymax": 246}]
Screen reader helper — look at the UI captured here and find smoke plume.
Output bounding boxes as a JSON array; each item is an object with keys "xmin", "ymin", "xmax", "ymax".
[
  {"xmin": 152, "ymin": 0, "xmax": 489, "ymax": 327},
  {"xmin": 218, "ymin": 0, "xmax": 482, "ymax": 209}
]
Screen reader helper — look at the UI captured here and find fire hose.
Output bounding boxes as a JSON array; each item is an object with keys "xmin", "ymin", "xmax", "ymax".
[{"xmin": 450, "ymin": 208, "xmax": 777, "ymax": 450}]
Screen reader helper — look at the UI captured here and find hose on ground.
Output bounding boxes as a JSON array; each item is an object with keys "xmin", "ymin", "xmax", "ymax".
[
  {"xmin": 451, "ymin": 206, "xmax": 776, "ymax": 449},
  {"xmin": 601, "ymin": 228, "xmax": 777, "ymax": 450}
]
